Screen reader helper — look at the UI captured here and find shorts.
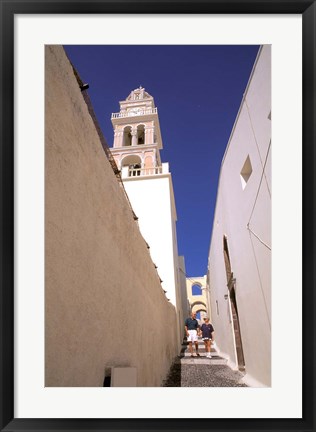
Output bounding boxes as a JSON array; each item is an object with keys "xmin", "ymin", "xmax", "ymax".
[
  {"xmin": 187, "ymin": 330, "xmax": 198, "ymax": 342},
  {"xmin": 202, "ymin": 337, "xmax": 211, "ymax": 341}
]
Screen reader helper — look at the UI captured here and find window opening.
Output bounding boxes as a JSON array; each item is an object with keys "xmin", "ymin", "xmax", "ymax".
[
  {"xmin": 137, "ymin": 125, "xmax": 145, "ymax": 145},
  {"xmin": 192, "ymin": 284, "xmax": 202, "ymax": 296},
  {"xmin": 123, "ymin": 127, "xmax": 132, "ymax": 147},
  {"xmin": 240, "ymin": 155, "xmax": 253, "ymax": 190}
]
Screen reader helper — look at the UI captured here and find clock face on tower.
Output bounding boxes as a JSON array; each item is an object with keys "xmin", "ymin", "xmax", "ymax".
[{"xmin": 129, "ymin": 107, "xmax": 143, "ymax": 115}]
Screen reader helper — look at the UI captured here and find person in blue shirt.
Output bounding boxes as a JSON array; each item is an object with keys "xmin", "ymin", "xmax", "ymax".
[
  {"xmin": 200, "ymin": 316, "xmax": 215, "ymax": 358},
  {"xmin": 184, "ymin": 311, "xmax": 200, "ymax": 357}
]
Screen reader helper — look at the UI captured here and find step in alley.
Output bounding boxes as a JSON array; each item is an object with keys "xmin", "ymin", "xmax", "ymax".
[{"xmin": 163, "ymin": 338, "xmax": 248, "ymax": 387}]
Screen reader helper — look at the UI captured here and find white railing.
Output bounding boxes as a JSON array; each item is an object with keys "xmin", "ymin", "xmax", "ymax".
[
  {"xmin": 121, "ymin": 163, "xmax": 169, "ymax": 179},
  {"xmin": 111, "ymin": 107, "xmax": 158, "ymax": 119},
  {"xmin": 128, "ymin": 166, "xmax": 163, "ymax": 177}
]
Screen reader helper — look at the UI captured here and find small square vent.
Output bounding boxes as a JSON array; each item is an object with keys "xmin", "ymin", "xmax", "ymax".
[{"xmin": 240, "ymin": 155, "xmax": 252, "ymax": 190}]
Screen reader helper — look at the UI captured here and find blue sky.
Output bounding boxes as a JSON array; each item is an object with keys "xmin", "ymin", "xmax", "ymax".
[{"xmin": 64, "ymin": 45, "xmax": 259, "ymax": 277}]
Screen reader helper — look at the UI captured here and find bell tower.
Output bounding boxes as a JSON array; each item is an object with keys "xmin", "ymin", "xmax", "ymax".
[
  {"xmin": 109, "ymin": 87, "xmax": 185, "ymax": 346},
  {"xmin": 110, "ymin": 86, "xmax": 166, "ymax": 178}
]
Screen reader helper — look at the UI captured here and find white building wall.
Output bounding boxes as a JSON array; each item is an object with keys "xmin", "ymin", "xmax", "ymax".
[
  {"xmin": 208, "ymin": 45, "xmax": 271, "ymax": 387},
  {"xmin": 123, "ymin": 175, "xmax": 183, "ymax": 345},
  {"xmin": 123, "ymin": 175, "xmax": 178, "ymax": 303},
  {"xmin": 178, "ymin": 256, "xmax": 189, "ymax": 339}
]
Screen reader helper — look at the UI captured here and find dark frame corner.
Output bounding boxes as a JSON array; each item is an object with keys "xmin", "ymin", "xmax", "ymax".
[{"xmin": 1, "ymin": 1, "xmax": 315, "ymax": 431}]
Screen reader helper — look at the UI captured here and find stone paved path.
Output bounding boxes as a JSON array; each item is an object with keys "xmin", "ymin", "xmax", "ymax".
[{"xmin": 163, "ymin": 339, "xmax": 247, "ymax": 387}]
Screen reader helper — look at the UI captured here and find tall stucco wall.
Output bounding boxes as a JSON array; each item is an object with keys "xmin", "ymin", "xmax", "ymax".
[
  {"xmin": 45, "ymin": 45, "xmax": 178, "ymax": 387},
  {"xmin": 208, "ymin": 45, "xmax": 271, "ymax": 387}
]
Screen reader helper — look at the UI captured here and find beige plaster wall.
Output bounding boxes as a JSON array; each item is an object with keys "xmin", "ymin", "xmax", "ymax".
[{"xmin": 45, "ymin": 45, "xmax": 178, "ymax": 387}]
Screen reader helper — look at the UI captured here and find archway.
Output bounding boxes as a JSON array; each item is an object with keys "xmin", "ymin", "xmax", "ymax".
[
  {"xmin": 123, "ymin": 126, "xmax": 132, "ymax": 147},
  {"xmin": 191, "ymin": 301, "xmax": 207, "ymax": 320},
  {"xmin": 137, "ymin": 124, "xmax": 145, "ymax": 145},
  {"xmin": 121, "ymin": 155, "xmax": 142, "ymax": 177},
  {"xmin": 194, "ymin": 308, "xmax": 207, "ymax": 322}
]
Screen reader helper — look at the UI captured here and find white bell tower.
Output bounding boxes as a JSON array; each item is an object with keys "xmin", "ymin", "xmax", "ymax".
[
  {"xmin": 109, "ymin": 87, "xmax": 183, "ymax": 325},
  {"xmin": 110, "ymin": 86, "xmax": 166, "ymax": 178}
]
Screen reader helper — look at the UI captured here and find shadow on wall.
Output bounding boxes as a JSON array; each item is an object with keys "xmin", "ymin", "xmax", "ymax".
[{"xmin": 162, "ymin": 360, "xmax": 182, "ymax": 387}]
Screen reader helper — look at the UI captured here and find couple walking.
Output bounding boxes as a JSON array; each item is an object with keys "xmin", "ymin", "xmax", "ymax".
[{"xmin": 185, "ymin": 311, "xmax": 214, "ymax": 358}]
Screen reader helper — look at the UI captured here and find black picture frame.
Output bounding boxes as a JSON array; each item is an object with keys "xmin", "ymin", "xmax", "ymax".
[{"xmin": 1, "ymin": 1, "xmax": 315, "ymax": 431}]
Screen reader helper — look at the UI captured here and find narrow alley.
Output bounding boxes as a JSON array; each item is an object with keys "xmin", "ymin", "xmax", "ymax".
[
  {"xmin": 44, "ymin": 46, "xmax": 271, "ymax": 388},
  {"xmin": 163, "ymin": 337, "xmax": 247, "ymax": 387}
]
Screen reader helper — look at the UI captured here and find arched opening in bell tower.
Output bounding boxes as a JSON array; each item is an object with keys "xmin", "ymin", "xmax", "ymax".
[
  {"xmin": 123, "ymin": 126, "xmax": 132, "ymax": 147},
  {"xmin": 137, "ymin": 124, "xmax": 145, "ymax": 145},
  {"xmin": 121, "ymin": 155, "xmax": 142, "ymax": 177}
]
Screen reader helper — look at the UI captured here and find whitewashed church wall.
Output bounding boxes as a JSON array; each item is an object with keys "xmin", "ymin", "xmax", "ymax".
[
  {"xmin": 45, "ymin": 46, "xmax": 178, "ymax": 387},
  {"xmin": 123, "ymin": 176, "xmax": 183, "ymax": 349},
  {"xmin": 208, "ymin": 45, "xmax": 271, "ymax": 387},
  {"xmin": 178, "ymin": 256, "xmax": 189, "ymax": 331},
  {"xmin": 123, "ymin": 177, "xmax": 178, "ymax": 306}
]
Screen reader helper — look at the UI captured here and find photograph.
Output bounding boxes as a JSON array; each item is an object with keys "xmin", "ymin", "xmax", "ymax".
[
  {"xmin": 45, "ymin": 44, "xmax": 271, "ymax": 388},
  {"xmin": 1, "ymin": 2, "xmax": 314, "ymax": 431}
]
